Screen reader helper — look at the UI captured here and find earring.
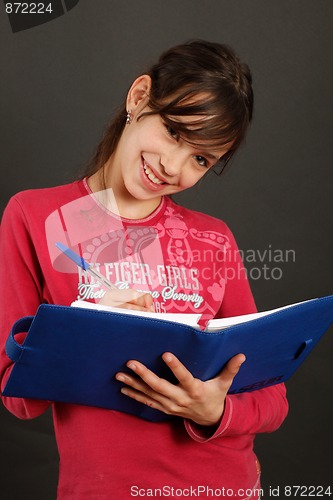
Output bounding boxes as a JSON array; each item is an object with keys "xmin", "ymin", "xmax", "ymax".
[{"xmin": 126, "ymin": 110, "xmax": 132, "ymax": 125}]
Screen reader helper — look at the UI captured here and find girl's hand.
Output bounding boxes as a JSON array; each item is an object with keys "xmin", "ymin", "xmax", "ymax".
[
  {"xmin": 115, "ymin": 352, "xmax": 245, "ymax": 426},
  {"xmin": 98, "ymin": 289, "xmax": 154, "ymax": 312}
]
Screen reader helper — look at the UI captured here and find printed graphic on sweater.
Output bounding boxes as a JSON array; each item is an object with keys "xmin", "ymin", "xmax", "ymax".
[{"xmin": 46, "ymin": 192, "xmax": 231, "ymax": 318}]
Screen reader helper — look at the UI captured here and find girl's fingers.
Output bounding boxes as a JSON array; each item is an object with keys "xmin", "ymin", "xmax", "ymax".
[
  {"xmin": 161, "ymin": 353, "xmax": 195, "ymax": 390},
  {"xmin": 116, "ymin": 301, "xmax": 153, "ymax": 312},
  {"xmin": 122, "ymin": 360, "xmax": 175, "ymax": 396},
  {"xmin": 116, "ymin": 354, "xmax": 196, "ymax": 401},
  {"xmin": 215, "ymin": 353, "xmax": 246, "ymax": 387},
  {"xmin": 115, "ymin": 368, "xmax": 178, "ymax": 411},
  {"xmin": 115, "ymin": 354, "xmax": 240, "ymax": 423},
  {"xmin": 98, "ymin": 289, "xmax": 154, "ymax": 311},
  {"xmin": 120, "ymin": 386, "xmax": 166, "ymax": 412}
]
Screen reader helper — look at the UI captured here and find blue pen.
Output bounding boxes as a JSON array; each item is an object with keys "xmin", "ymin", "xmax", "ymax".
[{"xmin": 56, "ymin": 242, "xmax": 117, "ymax": 290}]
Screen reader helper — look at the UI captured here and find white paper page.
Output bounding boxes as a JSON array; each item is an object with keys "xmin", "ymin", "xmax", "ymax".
[
  {"xmin": 206, "ymin": 298, "xmax": 313, "ymax": 332},
  {"xmin": 71, "ymin": 300, "xmax": 201, "ymax": 327}
]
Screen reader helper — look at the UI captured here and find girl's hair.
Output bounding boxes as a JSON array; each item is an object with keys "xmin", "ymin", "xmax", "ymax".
[{"xmin": 83, "ymin": 39, "xmax": 253, "ymax": 177}]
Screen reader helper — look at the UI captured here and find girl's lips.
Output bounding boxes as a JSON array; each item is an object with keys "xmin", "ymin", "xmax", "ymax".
[
  {"xmin": 140, "ymin": 158, "xmax": 169, "ymax": 192},
  {"xmin": 143, "ymin": 158, "xmax": 169, "ymax": 183}
]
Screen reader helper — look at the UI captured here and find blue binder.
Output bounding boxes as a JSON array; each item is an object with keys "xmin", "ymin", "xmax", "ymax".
[{"xmin": 3, "ymin": 295, "xmax": 333, "ymax": 422}]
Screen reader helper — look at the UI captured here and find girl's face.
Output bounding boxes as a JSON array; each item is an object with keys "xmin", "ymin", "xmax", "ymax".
[{"xmin": 104, "ymin": 76, "xmax": 230, "ymax": 216}]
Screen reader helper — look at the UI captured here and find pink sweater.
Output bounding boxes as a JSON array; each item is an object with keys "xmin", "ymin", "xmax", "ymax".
[{"xmin": 0, "ymin": 180, "xmax": 288, "ymax": 499}]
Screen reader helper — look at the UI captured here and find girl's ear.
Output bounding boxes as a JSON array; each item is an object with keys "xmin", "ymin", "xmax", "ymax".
[{"xmin": 126, "ymin": 75, "xmax": 152, "ymax": 112}]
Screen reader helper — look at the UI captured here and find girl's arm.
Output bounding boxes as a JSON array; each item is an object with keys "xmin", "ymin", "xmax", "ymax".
[
  {"xmin": 0, "ymin": 196, "xmax": 51, "ymax": 419},
  {"xmin": 0, "ymin": 194, "xmax": 155, "ymax": 419}
]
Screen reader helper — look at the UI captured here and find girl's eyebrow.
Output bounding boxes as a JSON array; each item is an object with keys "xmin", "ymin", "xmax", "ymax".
[
  {"xmin": 194, "ymin": 150, "xmax": 220, "ymax": 161},
  {"xmin": 190, "ymin": 145, "xmax": 227, "ymax": 162},
  {"xmin": 205, "ymin": 152, "xmax": 219, "ymax": 161}
]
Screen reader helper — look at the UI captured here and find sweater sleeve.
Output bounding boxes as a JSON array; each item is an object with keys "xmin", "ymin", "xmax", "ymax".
[
  {"xmin": 0, "ymin": 196, "xmax": 51, "ymax": 419},
  {"xmin": 185, "ymin": 384, "xmax": 288, "ymax": 442},
  {"xmin": 184, "ymin": 223, "xmax": 289, "ymax": 441}
]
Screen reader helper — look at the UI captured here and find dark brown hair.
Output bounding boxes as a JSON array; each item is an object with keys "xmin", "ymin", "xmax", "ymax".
[{"xmin": 84, "ymin": 39, "xmax": 253, "ymax": 177}]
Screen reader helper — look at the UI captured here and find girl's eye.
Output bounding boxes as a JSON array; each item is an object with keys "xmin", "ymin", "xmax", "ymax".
[
  {"xmin": 165, "ymin": 125, "xmax": 179, "ymax": 141},
  {"xmin": 193, "ymin": 155, "xmax": 208, "ymax": 168}
]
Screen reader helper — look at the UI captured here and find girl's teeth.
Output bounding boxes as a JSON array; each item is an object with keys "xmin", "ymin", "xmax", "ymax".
[{"xmin": 144, "ymin": 163, "xmax": 164, "ymax": 184}]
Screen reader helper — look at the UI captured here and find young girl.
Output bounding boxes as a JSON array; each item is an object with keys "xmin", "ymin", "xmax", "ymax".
[{"xmin": 0, "ymin": 40, "xmax": 288, "ymax": 499}]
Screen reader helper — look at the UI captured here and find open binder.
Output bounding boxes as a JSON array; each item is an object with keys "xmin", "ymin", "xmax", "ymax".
[{"xmin": 3, "ymin": 294, "xmax": 333, "ymax": 422}]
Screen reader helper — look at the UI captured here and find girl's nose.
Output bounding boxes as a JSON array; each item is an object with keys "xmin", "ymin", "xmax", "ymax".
[{"xmin": 160, "ymin": 149, "xmax": 186, "ymax": 178}]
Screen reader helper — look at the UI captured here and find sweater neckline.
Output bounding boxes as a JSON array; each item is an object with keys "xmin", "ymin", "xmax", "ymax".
[{"xmin": 80, "ymin": 178, "xmax": 167, "ymax": 226}]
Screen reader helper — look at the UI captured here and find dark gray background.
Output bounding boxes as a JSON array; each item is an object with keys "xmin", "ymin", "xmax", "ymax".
[{"xmin": 1, "ymin": 1, "xmax": 332, "ymax": 498}]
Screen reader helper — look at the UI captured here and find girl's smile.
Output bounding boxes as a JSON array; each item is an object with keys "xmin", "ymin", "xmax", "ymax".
[{"xmin": 141, "ymin": 157, "xmax": 169, "ymax": 191}]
